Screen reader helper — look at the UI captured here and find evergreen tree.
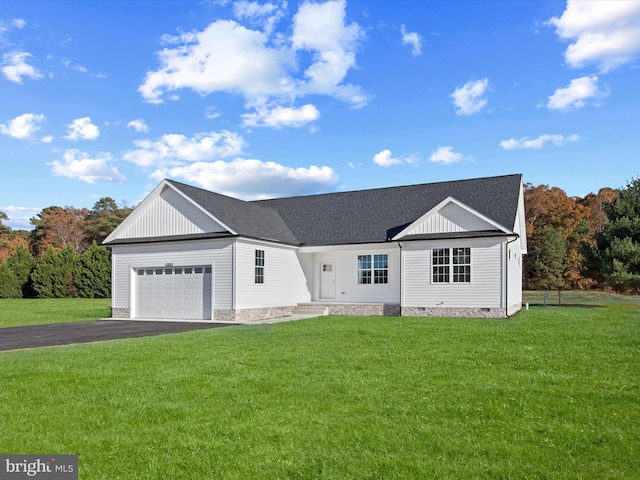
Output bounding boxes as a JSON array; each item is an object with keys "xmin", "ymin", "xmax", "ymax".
[
  {"xmin": 74, "ymin": 241, "xmax": 111, "ymax": 298},
  {"xmin": 0, "ymin": 262, "xmax": 21, "ymax": 298},
  {"xmin": 524, "ymin": 227, "xmax": 566, "ymax": 290},
  {"xmin": 85, "ymin": 198, "xmax": 133, "ymax": 244},
  {"xmin": 31, "ymin": 245, "xmax": 79, "ymax": 298},
  {"xmin": 588, "ymin": 177, "xmax": 640, "ymax": 293},
  {"xmin": 3, "ymin": 244, "xmax": 36, "ymax": 297}
]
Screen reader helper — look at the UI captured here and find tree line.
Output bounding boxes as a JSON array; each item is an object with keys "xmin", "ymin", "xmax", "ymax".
[
  {"xmin": 524, "ymin": 177, "xmax": 639, "ymax": 293},
  {"xmin": 0, "ymin": 198, "xmax": 132, "ymax": 298},
  {"xmin": 1, "ymin": 178, "xmax": 639, "ymax": 299}
]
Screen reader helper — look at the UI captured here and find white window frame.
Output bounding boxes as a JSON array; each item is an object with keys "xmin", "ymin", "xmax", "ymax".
[
  {"xmin": 255, "ymin": 249, "xmax": 265, "ymax": 284},
  {"xmin": 432, "ymin": 247, "xmax": 471, "ymax": 284},
  {"xmin": 357, "ymin": 254, "xmax": 389, "ymax": 285}
]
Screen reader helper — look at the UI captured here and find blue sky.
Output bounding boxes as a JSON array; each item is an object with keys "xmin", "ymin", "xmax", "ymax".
[{"xmin": 1, "ymin": 0, "xmax": 639, "ymax": 229}]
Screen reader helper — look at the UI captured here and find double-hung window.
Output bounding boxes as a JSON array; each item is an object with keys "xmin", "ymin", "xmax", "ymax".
[
  {"xmin": 432, "ymin": 248, "xmax": 471, "ymax": 283},
  {"xmin": 255, "ymin": 249, "xmax": 265, "ymax": 284},
  {"xmin": 358, "ymin": 254, "xmax": 388, "ymax": 284}
]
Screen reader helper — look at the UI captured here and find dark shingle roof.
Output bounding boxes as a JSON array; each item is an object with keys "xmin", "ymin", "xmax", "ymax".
[
  {"xmin": 167, "ymin": 174, "xmax": 522, "ymax": 246},
  {"xmin": 256, "ymin": 174, "xmax": 522, "ymax": 245},
  {"xmin": 166, "ymin": 180, "xmax": 299, "ymax": 245}
]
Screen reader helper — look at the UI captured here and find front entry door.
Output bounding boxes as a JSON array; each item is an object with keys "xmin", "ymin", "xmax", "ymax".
[{"xmin": 320, "ymin": 262, "xmax": 335, "ymax": 299}]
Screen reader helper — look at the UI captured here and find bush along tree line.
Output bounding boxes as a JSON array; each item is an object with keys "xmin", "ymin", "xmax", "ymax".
[{"xmin": 0, "ymin": 198, "xmax": 132, "ymax": 298}]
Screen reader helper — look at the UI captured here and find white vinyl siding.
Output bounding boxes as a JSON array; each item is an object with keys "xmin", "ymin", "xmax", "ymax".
[
  {"xmin": 306, "ymin": 245, "xmax": 400, "ymax": 303},
  {"xmin": 111, "ymin": 185, "xmax": 226, "ymax": 240},
  {"xmin": 403, "ymin": 238, "xmax": 503, "ymax": 309},
  {"xmin": 235, "ymin": 240, "xmax": 310, "ymax": 309},
  {"xmin": 111, "ymin": 239, "xmax": 233, "ymax": 317}
]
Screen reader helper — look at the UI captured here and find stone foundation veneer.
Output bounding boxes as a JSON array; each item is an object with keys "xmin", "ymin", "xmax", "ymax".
[
  {"xmin": 322, "ymin": 303, "xmax": 401, "ymax": 317},
  {"xmin": 401, "ymin": 307, "xmax": 507, "ymax": 318},
  {"xmin": 114, "ymin": 303, "xmax": 522, "ymax": 321},
  {"xmin": 111, "ymin": 308, "xmax": 131, "ymax": 318},
  {"xmin": 219, "ymin": 306, "xmax": 294, "ymax": 322}
]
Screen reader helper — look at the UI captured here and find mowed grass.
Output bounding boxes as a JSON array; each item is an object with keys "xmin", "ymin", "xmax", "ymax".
[
  {"xmin": 0, "ymin": 298, "xmax": 111, "ymax": 328},
  {"xmin": 524, "ymin": 290, "xmax": 640, "ymax": 307},
  {"xmin": 1, "ymin": 308, "xmax": 639, "ymax": 479}
]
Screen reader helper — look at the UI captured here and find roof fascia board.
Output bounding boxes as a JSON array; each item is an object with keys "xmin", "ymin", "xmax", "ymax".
[
  {"xmin": 299, "ymin": 242, "xmax": 401, "ymax": 254},
  {"xmin": 392, "ymin": 196, "xmax": 513, "ymax": 241}
]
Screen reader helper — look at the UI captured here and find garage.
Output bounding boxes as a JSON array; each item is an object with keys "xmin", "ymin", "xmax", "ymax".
[{"xmin": 135, "ymin": 266, "xmax": 212, "ymax": 320}]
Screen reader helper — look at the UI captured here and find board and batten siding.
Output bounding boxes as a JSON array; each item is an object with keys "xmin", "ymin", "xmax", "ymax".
[
  {"xmin": 111, "ymin": 239, "xmax": 233, "ymax": 314},
  {"xmin": 402, "ymin": 238, "xmax": 503, "ymax": 309},
  {"xmin": 234, "ymin": 240, "xmax": 311, "ymax": 309},
  {"xmin": 306, "ymin": 244, "xmax": 401, "ymax": 303},
  {"xmin": 401, "ymin": 201, "xmax": 497, "ymax": 236},
  {"xmin": 113, "ymin": 186, "xmax": 226, "ymax": 240}
]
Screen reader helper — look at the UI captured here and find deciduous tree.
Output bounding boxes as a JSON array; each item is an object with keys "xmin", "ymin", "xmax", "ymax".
[
  {"xmin": 523, "ymin": 184, "xmax": 591, "ymax": 289},
  {"xmin": 30, "ymin": 206, "xmax": 88, "ymax": 257}
]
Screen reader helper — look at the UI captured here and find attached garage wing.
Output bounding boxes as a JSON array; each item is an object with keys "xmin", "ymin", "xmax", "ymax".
[{"xmin": 135, "ymin": 266, "xmax": 212, "ymax": 320}]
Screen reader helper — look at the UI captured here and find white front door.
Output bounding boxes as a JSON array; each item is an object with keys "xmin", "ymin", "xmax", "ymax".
[{"xmin": 320, "ymin": 262, "xmax": 335, "ymax": 299}]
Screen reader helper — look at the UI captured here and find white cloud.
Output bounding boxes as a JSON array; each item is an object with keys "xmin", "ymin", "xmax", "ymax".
[
  {"xmin": 41, "ymin": 135, "xmax": 53, "ymax": 143},
  {"xmin": 205, "ymin": 106, "xmax": 221, "ymax": 119},
  {"xmin": 61, "ymin": 58, "xmax": 88, "ymax": 74},
  {"xmin": 500, "ymin": 133, "xmax": 580, "ymax": 150},
  {"xmin": 547, "ymin": 0, "xmax": 640, "ymax": 72},
  {"xmin": 372, "ymin": 149, "xmax": 418, "ymax": 167},
  {"xmin": 0, "ymin": 205, "xmax": 40, "ymax": 230},
  {"xmin": 450, "ymin": 78, "xmax": 489, "ymax": 115},
  {"xmin": 139, "ymin": 0, "xmax": 367, "ymax": 124},
  {"xmin": 1, "ymin": 51, "xmax": 42, "ymax": 83},
  {"xmin": 12, "ymin": 19, "xmax": 26, "ymax": 29},
  {"xmin": 291, "ymin": 0, "xmax": 366, "ymax": 106},
  {"xmin": 49, "ymin": 149, "xmax": 126, "ymax": 184},
  {"xmin": 64, "ymin": 117, "xmax": 100, "ymax": 140},
  {"xmin": 233, "ymin": 0, "xmax": 286, "ymax": 35},
  {"xmin": 123, "ymin": 130, "xmax": 245, "ymax": 167},
  {"xmin": 139, "ymin": 19, "xmax": 292, "ymax": 104},
  {"xmin": 242, "ymin": 103, "xmax": 320, "ymax": 128},
  {"xmin": 153, "ymin": 158, "xmax": 339, "ymax": 200},
  {"xmin": 429, "ymin": 146, "xmax": 464, "ymax": 164},
  {"xmin": 546, "ymin": 75, "xmax": 609, "ymax": 112},
  {"xmin": 0, "ymin": 113, "xmax": 45, "ymax": 139},
  {"xmin": 127, "ymin": 119, "xmax": 149, "ymax": 133},
  {"xmin": 401, "ymin": 24, "xmax": 422, "ymax": 56}
]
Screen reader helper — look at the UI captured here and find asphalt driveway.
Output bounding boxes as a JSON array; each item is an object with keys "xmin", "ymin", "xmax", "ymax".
[{"xmin": 0, "ymin": 320, "xmax": 235, "ymax": 352}]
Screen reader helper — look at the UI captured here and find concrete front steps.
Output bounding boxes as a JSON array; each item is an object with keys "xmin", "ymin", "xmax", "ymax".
[{"xmin": 290, "ymin": 304, "xmax": 329, "ymax": 318}]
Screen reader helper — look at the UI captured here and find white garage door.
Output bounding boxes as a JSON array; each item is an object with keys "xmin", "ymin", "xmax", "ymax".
[{"xmin": 135, "ymin": 266, "xmax": 212, "ymax": 320}]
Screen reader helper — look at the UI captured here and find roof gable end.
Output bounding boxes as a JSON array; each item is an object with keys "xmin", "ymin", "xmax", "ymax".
[
  {"xmin": 104, "ymin": 180, "xmax": 232, "ymax": 244},
  {"xmin": 392, "ymin": 196, "xmax": 512, "ymax": 240}
]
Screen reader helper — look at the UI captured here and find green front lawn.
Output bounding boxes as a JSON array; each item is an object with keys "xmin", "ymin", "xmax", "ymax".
[
  {"xmin": 523, "ymin": 290, "xmax": 640, "ymax": 306},
  {"xmin": 1, "ymin": 307, "xmax": 638, "ymax": 479},
  {"xmin": 0, "ymin": 298, "xmax": 111, "ymax": 328}
]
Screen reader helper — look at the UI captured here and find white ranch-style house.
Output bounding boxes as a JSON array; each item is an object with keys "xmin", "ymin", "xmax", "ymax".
[{"xmin": 103, "ymin": 174, "xmax": 527, "ymax": 322}]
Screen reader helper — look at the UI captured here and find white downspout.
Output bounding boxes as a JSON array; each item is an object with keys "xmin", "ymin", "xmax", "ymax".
[{"xmin": 505, "ymin": 235, "xmax": 519, "ymax": 317}]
